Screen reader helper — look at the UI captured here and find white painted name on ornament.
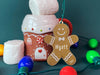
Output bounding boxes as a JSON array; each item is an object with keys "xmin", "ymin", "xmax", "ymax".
[{"xmin": 55, "ymin": 45, "xmax": 68, "ymax": 51}]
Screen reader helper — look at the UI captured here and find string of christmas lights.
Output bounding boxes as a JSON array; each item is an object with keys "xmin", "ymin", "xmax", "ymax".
[{"xmin": 11, "ymin": 0, "xmax": 100, "ymax": 75}]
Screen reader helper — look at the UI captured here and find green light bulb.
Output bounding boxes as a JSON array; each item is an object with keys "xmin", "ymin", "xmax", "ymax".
[
  {"xmin": 88, "ymin": 38, "xmax": 98, "ymax": 49},
  {"xmin": 86, "ymin": 50, "xmax": 100, "ymax": 63}
]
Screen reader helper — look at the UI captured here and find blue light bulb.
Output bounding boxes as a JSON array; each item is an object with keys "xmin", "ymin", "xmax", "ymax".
[
  {"xmin": 18, "ymin": 56, "xmax": 34, "ymax": 75},
  {"xmin": 72, "ymin": 42, "xmax": 79, "ymax": 48}
]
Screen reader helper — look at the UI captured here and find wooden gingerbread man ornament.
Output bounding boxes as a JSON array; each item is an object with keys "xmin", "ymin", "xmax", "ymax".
[{"xmin": 44, "ymin": 23, "xmax": 79, "ymax": 66}]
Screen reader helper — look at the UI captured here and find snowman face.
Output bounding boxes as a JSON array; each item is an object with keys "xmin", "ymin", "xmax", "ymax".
[{"xmin": 53, "ymin": 24, "xmax": 69, "ymax": 37}]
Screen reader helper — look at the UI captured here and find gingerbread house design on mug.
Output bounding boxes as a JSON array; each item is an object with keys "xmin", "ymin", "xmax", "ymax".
[
  {"xmin": 22, "ymin": 0, "xmax": 59, "ymax": 61},
  {"xmin": 22, "ymin": 15, "xmax": 59, "ymax": 61}
]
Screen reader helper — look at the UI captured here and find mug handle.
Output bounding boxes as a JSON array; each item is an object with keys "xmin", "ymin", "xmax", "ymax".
[{"xmin": 59, "ymin": 18, "xmax": 73, "ymax": 35}]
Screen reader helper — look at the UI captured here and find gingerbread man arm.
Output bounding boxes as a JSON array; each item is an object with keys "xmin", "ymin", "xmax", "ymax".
[
  {"xmin": 44, "ymin": 35, "xmax": 55, "ymax": 46},
  {"xmin": 67, "ymin": 35, "xmax": 79, "ymax": 46}
]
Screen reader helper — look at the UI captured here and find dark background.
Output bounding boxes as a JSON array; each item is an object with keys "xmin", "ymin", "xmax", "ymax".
[
  {"xmin": 0, "ymin": 0, "xmax": 100, "ymax": 75},
  {"xmin": 0, "ymin": 0, "xmax": 100, "ymax": 44}
]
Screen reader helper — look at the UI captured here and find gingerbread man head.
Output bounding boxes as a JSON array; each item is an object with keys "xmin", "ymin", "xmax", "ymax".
[{"xmin": 53, "ymin": 24, "xmax": 70, "ymax": 37}]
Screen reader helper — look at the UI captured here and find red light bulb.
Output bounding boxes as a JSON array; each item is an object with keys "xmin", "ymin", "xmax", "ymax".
[{"xmin": 60, "ymin": 66, "xmax": 77, "ymax": 75}]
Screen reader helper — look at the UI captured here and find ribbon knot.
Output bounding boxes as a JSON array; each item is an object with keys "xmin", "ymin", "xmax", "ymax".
[{"xmin": 59, "ymin": 37, "xmax": 65, "ymax": 41}]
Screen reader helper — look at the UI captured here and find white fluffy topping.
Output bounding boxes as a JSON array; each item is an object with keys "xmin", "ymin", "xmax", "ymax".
[
  {"xmin": 29, "ymin": 0, "xmax": 59, "ymax": 15},
  {"xmin": 22, "ymin": 15, "xmax": 59, "ymax": 34}
]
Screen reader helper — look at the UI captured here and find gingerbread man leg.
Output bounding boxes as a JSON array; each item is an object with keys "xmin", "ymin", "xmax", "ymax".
[
  {"xmin": 47, "ymin": 50, "xmax": 61, "ymax": 66},
  {"xmin": 62, "ymin": 50, "xmax": 76, "ymax": 65}
]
